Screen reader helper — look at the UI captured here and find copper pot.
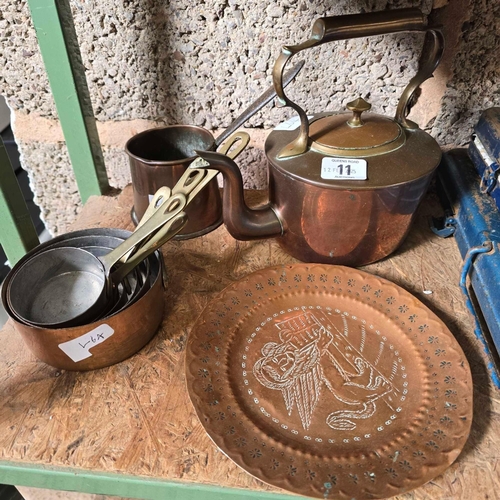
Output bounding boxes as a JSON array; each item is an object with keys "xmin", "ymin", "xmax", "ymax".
[
  {"xmin": 126, "ymin": 125, "xmax": 221, "ymax": 239},
  {"xmin": 196, "ymin": 8, "xmax": 444, "ymax": 266}
]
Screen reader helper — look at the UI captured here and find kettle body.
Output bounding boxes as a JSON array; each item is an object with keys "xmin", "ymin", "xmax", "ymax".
[{"xmin": 263, "ymin": 111, "xmax": 441, "ymax": 265}]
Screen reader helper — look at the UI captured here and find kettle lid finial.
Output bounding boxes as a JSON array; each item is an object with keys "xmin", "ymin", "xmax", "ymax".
[{"xmin": 346, "ymin": 97, "xmax": 371, "ymax": 127}]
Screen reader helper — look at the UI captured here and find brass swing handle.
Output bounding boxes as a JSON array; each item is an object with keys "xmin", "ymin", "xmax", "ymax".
[{"xmin": 273, "ymin": 8, "xmax": 445, "ymax": 159}]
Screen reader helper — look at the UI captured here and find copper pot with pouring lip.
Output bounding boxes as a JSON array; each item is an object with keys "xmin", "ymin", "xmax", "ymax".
[
  {"xmin": 126, "ymin": 125, "xmax": 220, "ymax": 239},
  {"xmin": 195, "ymin": 8, "xmax": 444, "ymax": 266}
]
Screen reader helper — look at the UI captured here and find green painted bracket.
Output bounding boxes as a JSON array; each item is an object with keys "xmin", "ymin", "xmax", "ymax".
[
  {"xmin": 0, "ymin": 461, "xmax": 295, "ymax": 500},
  {"xmin": 0, "ymin": 138, "xmax": 39, "ymax": 266},
  {"xmin": 27, "ymin": 0, "xmax": 109, "ymax": 203}
]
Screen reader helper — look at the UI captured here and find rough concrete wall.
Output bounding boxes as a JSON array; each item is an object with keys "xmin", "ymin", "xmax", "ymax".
[
  {"xmin": 0, "ymin": 0, "xmax": 499, "ymax": 233},
  {"xmin": 3, "ymin": 0, "xmax": 432, "ymax": 123},
  {"xmin": 431, "ymin": 0, "xmax": 500, "ymax": 145}
]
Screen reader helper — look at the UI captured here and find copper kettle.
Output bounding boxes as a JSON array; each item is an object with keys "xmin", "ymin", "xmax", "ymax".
[{"xmin": 196, "ymin": 8, "xmax": 444, "ymax": 266}]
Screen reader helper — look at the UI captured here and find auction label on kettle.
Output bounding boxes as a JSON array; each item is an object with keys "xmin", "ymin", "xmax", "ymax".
[{"xmin": 321, "ymin": 157, "xmax": 367, "ymax": 180}]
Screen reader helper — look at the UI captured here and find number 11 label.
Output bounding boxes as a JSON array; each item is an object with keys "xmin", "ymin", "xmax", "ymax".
[{"xmin": 321, "ymin": 157, "xmax": 367, "ymax": 180}]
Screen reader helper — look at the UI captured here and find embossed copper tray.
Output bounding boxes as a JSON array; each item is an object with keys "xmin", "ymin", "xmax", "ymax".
[{"xmin": 185, "ymin": 264, "xmax": 473, "ymax": 499}]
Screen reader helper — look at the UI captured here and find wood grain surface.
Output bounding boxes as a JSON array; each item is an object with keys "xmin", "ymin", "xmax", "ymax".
[{"xmin": 0, "ymin": 185, "xmax": 498, "ymax": 499}]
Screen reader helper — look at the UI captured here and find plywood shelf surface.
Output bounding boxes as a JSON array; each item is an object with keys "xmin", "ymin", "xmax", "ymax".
[{"xmin": 0, "ymin": 186, "xmax": 498, "ymax": 499}]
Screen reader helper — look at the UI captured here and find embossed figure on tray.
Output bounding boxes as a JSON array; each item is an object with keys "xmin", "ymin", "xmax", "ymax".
[{"xmin": 253, "ymin": 311, "xmax": 394, "ymax": 431}]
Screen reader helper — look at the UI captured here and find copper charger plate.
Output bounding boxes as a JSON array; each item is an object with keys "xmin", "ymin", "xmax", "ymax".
[{"xmin": 185, "ymin": 264, "xmax": 472, "ymax": 499}]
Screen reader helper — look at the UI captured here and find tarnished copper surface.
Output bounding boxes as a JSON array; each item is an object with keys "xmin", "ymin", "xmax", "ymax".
[
  {"xmin": 197, "ymin": 148, "xmax": 434, "ymax": 265},
  {"xmin": 126, "ymin": 124, "xmax": 221, "ymax": 238},
  {"xmin": 186, "ymin": 264, "xmax": 473, "ymax": 499}
]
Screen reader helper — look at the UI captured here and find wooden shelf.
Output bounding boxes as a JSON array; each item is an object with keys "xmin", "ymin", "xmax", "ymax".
[{"xmin": 0, "ymin": 186, "xmax": 497, "ymax": 499}]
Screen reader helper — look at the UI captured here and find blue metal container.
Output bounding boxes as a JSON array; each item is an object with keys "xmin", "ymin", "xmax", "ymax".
[{"xmin": 436, "ymin": 149, "xmax": 500, "ymax": 386}]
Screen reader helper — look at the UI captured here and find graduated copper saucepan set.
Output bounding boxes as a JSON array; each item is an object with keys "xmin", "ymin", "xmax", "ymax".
[{"xmin": 2, "ymin": 228, "xmax": 165, "ymax": 371}]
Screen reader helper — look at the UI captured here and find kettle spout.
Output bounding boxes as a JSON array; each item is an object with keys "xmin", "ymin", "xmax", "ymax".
[{"xmin": 194, "ymin": 150, "xmax": 283, "ymax": 240}]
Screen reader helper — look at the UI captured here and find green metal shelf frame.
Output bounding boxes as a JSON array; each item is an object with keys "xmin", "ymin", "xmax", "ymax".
[
  {"xmin": 0, "ymin": 0, "xmax": 110, "ymax": 263},
  {"xmin": 0, "ymin": 137, "xmax": 39, "ymax": 266},
  {"xmin": 0, "ymin": 461, "xmax": 295, "ymax": 500},
  {"xmin": 27, "ymin": 0, "xmax": 109, "ymax": 203}
]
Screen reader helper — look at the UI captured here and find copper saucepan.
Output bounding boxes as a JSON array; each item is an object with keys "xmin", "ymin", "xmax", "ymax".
[{"xmin": 11, "ymin": 233, "xmax": 148, "ymax": 321}]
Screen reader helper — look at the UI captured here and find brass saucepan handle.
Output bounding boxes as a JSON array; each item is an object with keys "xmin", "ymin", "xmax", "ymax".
[
  {"xmin": 111, "ymin": 211, "xmax": 188, "ymax": 284},
  {"xmin": 138, "ymin": 186, "xmax": 172, "ymax": 227},
  {"xmin": 100, "ymin": 192, "xmax": 187, "ymax": 276},
  {"xmin": 118, "ymin": 186, "xmax": 173, "ymax": 265},
  {"xmin": 273, "ymin": 8, "xmax": 444, "ymax": 159}
]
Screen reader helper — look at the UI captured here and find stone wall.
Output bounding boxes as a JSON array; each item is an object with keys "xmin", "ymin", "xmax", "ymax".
[{"xmin": 0, "ymin": 0, "xmax": 499, "ymax": 233}]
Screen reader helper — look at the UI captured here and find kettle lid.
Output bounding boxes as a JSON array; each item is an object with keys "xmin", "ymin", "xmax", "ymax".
[{"xmin": 309, "ymin": 98, "xmax": 406, "ymax": 157}]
